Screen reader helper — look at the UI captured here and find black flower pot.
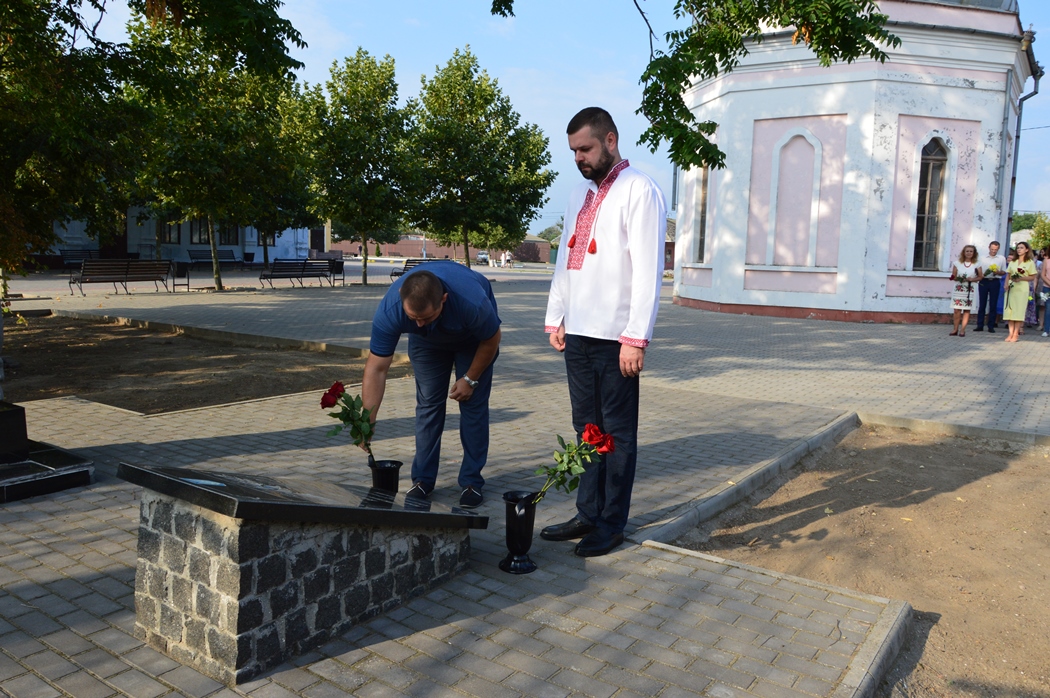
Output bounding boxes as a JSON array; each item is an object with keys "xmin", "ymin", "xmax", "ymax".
[
  {"xmin": 0, "ymin": 401, "xmax": 29, "ymax": 464},
  {"xmin": 368, "ymin": 457, "xmax": 402, "ymax": 493},
  {"xmin": 500, "ymin": 490, "xmax": 539, "ymax": 574}
]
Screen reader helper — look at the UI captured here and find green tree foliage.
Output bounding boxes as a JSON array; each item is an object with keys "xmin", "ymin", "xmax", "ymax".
[
  {"xmin": 307, "ymin": 50, "xmax": 413, "ymax": 285},
  {"xmin": 491, "ymin": 1, "xmax": 898, "ymax": 171},
  {"xmin": 413, "ymin": 48, "xmax": 555, "ymax": 266},
  {"xmin": 537, "ymin": 216, "xmax": 564, "ymax": 246},
  {"xmin": 1011, "ymin": 212, "xmax": 1039, "ymax": 232},
  {"xmin": 1026, "ymin": 213, "xmax": 1050, "ymax": 253},
  {"xmin": 244, "ymin": 84, "xmax": 319, "ymax": 268},
  {"xmin": 1, "ymin": 0, "xmax": 304, "ymax": 274},
  {"xmin": 131, "ymin": 19, "xmax": 294, "ymax": 290}
]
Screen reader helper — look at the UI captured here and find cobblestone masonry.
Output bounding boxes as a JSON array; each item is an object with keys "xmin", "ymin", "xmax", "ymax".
[{"xmin": 134, "ymin": 491, "xmax": 470, "ymax": 685}]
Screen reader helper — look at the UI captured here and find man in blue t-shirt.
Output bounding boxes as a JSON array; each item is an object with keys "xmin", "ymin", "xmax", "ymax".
[{"xmin": 362, "ymin": 262, "xmax": 501, "ymax": 508}]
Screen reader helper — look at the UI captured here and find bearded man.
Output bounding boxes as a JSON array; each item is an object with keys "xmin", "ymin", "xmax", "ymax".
[{"xmin": 540, "ymin": 107, "xmax": 666, "ymax": 556}]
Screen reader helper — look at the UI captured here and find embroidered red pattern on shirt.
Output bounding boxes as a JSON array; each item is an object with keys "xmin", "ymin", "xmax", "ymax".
[
  {"xmin": 619, "ymin": 335, "xmax": 649, "ymax": 348},
  {"xmin": 566, "ymin": 159, "xmax": 630, "ymax": 271}
]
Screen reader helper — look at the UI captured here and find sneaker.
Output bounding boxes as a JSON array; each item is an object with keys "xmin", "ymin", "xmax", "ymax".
[
  {"xmin": 1042, "ymin": 332, "xmax": 1048, "ymax": 338},
  {"xmin": 405, "ymin": 482, "xmax": 432, "ymax": 499},
  {"xmin": 458, "ymin": 486, "xmax": 483, "ymax": 508},
  {"xmin": 989, "ymin": 328, "xmax": 996, "ymax": 333}
]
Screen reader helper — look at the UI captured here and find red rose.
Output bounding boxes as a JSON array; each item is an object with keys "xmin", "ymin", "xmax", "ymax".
[
  {"xmin": 327, "ymin": 381, "xmax": 345, "ymax": 397},
  {"xmin": 582, "ymin": 423, "xmax": 604, "ymax": 445},
  {"xmin": 595, "ymin": 434, "xmax": 614, "ymax": 454},
  {"xmin": 320, "ymin": 391, "xmax": 339, "ymax": 409}
]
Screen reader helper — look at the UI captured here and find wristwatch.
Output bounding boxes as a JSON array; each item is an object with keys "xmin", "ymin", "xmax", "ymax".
[{"xmin": 462, "ymin": 375, "xmax": 479, "ymax": 389}]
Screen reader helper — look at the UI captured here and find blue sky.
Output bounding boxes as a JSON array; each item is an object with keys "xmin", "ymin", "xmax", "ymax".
[{"xmin": 99, "ymin": 1, "xmax": 1049, "ymax": 231}]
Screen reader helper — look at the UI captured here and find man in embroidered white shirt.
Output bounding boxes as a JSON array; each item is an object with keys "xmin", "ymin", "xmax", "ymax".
[{"xmin": 540, "ymin": 107, "xmax": 666, "ymax": 557}]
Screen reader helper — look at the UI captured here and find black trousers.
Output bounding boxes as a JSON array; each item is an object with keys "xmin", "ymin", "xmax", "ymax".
[
  {"xmin": 976, "ymin": 278, "xmax": 1001, "ymax": 329},
  {"xmin": 563, "ymin": 335, "xmax": 639, "ymax": 535}
]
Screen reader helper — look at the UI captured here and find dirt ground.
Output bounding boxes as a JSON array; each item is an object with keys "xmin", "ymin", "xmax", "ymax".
[
  {"xmin": 0, "ymin": 315, "xmax": 413, "ymax": 413},
  {"xmin": 675, "ymin": 425, "xmax": 1050, "ymax": 698}
]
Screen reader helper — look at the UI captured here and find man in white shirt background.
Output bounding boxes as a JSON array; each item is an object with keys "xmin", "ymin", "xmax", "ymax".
[
  {"xmin": 976, "ymin": 241, "xmax": 1007, "ymax": 332},
  {"xmin": 540, "ymin": 107, "xmax": 666, "ymax": 557}
]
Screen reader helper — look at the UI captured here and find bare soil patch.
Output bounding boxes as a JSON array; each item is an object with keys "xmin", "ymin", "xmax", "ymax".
[
  {"xmin": 674, "ymin": 425, "xmax": 1050, "ymax": 698},
  {"xmin": 1, "ymin": 315, "xmax": 412, "ymax": 414}
]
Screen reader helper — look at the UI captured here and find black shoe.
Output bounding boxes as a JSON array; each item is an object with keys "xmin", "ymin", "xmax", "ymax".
[
  {"xmin": 989, "ymin": 327, "xmax": 996, "ymax": 333},
  {"xmin": 405, "ymin": 482, "xmax": 432, "ymax": 499},
  {"xmin": 574, "ymin": 531, "xmax": 625, "ymax": 557},
  {"xmin": 975, "ymin": 327, "xmax": 984, "ymax": 332},
  {"xmin": 540, "ymin": 515, "xmax": 595, "ymax": 541},
  {"xmin": 459, "ymin": 486, "xmax": 483, "ymax": 509}
]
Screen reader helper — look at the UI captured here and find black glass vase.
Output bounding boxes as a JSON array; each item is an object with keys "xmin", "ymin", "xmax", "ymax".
[
  {"xmin": 368, "ymin": 456, "xmax": 402, "ymax": 493},
  {"xmin": 500, "ymin": 490, "xmax": 539, "ymax": 574}
]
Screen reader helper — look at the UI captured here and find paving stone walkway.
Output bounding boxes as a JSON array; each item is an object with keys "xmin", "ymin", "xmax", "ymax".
[
  {"xmin": 2, "ymin": 381, "xmax": 904, "ymax": 697},
  {"xmin": 14, "ymin": 271, "xmax": 1050, "ymax": 434},
  {"xmin": 0, "ymin": 272, "xmax": 961, "ymax": 696}
]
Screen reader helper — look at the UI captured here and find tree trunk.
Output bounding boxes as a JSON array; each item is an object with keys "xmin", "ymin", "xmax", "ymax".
[
  {"xmin": 262, "ymin": 233, "xmax": 270, "ymax": 267},
  {"xmin": 208, "ymin": 217, "xmax": 224, "ymax": 291},
  {"xmin": 360, "ymin": 233, "xmax": 369, "ymax": 286},
  {"xmin": 155, "ymin": 218, "xmax": 164, "ymax": 260},
  {"xmin": 462, "ymin": 229, "xmax": 471, "ymax": 267}
]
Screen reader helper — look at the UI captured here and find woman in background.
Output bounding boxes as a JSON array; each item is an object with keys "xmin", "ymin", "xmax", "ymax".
[
  {"xmin": 1004, "ymin": 242, "xmax": 1038, "ymax": 342},
  {"xmin": 949, "ymin": 244, "xmax": 982, "ymax": 336}
]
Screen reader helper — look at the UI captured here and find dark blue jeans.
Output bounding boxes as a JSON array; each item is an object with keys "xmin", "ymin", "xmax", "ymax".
[
  {"xmin": 977, "ymin": 278, "xmax": 1001, "ymax": 329},
  {"xmin": 564, "ymin": 334, "xmax": 639, "ymax": 535},
  {"xmin": 408, "ymin": 335, "xmax": 494, "ymax": 491}
]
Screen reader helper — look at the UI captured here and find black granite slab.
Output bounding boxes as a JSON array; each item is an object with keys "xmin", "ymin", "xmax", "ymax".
[
  {"xmin": 0, "ymin": 441, "xmax": 94, "ymax": 503},
  {"xmin": 117, "ymin": 462, "xmax": 489, "ymax": 529},
  {"xmin": 0, "ymin": 401, "xmax": 29, "ymax": 464}
]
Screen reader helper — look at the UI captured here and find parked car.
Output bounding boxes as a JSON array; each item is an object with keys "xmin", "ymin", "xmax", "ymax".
[{"xmin": 476, "ymin": 251, "xmax": 490, "ymax": 264}]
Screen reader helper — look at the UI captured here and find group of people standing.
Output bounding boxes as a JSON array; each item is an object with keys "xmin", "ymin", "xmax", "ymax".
[
  {"xmin": 951, "ymin": 240, "xmax": 1048, "ymax": 342},
  {"xmin": 358, "ymin": 107, "xmax": 664, "ymax": 558}
]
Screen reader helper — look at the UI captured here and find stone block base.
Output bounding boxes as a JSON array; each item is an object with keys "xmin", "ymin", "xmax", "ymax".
[{"xmin": 133, "ymin": 491, "xmax": 470, "ymax": 685}]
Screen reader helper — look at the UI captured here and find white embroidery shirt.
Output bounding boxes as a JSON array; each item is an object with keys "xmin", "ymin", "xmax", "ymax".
[{"xmin": 544, "ymin": 161, "xmax": 666, "ymax": 346}]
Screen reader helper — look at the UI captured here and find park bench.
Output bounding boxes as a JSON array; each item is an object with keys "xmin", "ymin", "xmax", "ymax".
[
  {"xmin": 188, "ymin": 248, "xmax": 241, "ymax": 269},
  {"xmin": 69, "ymin": 259, "xmax": 174, "ymax": 296},
  {"xmin": 259, "ymin": 259, "xmax": 335, "ymax": 288},
  {"xmin": 390, "ymin": 258, "xmax": 432, "ymax": 281},
  {"xmin": 60, "ymin": 249, "xmax": 101, "ymax": 268}
]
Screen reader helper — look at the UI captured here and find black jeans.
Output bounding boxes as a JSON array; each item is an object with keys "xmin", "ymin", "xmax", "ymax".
[
  {"xmin": 563, "ymin": 335, "xmax": 639, "ymax": 535},
  {"xmin": 977, "ymin": 278, "xmax": 1001, "ymax": 329}
]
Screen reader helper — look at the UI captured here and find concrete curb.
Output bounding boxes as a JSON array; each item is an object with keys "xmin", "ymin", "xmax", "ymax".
[
  {"xmin": 856, "ymin": 411, "xmax": 1050, "ymax": 446},
  {"xmin": 632, "ymin": 411, "xmax": 860, "ymax": 545},
  {"xmin": 832, "ymin": 599, "xmax": 913, "ymax": 698},
  {"xmin": 640, "ymin": 542, "xmax": 912, "ymax": 698},
  {"xmin": 51, "ymin": 309, "xmax": 411, "ymax": 364}
]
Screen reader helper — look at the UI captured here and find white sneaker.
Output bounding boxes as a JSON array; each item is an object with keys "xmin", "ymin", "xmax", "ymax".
[{"xmin": 1043, "ymin": 332, "xmax": 1048, "ymax": 337}]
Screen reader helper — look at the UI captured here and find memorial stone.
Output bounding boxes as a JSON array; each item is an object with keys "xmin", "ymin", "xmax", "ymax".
[{"xmin": 119, "ymin": 463, "xmax": 487, "ymax": 685}]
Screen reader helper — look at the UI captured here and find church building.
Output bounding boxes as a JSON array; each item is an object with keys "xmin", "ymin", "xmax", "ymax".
[{"xmin": 673, "ymin": 0, "xmax": 1041, "ymax": 322}]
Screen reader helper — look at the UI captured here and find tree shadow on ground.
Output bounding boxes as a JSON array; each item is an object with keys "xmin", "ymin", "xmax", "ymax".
[{"xmin": 698, "ymin": 437, "xmax": 1011, "ymax": 552}]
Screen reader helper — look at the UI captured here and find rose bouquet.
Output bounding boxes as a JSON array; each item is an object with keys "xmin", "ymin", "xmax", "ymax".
[
  {"xmin": 532, "ymin": 424, "xmax": 613, "ymax": 504},
  {"xmin": 321, "ymin": 381, "xmax": 374, "ymax": 457}
]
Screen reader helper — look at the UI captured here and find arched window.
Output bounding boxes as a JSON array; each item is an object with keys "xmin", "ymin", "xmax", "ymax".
[{"xmin": 913, "ymin": 139, "xmax": 948, "ymax": 270}]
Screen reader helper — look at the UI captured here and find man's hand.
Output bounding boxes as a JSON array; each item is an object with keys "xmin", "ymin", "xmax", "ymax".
[
  {"xmin": 449, "ymin": 378, "xmax": 475, "ymax": 402},
  {"xmin": 549, "ymin": 324, "xmax": 566, "ymax": 352},
  {"xmin": 620, "ymin": 344, "xmax": 645, "ymax": 378}
]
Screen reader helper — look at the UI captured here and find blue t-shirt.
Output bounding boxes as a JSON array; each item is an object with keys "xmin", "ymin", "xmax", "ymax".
[{"xmin": 369, "ymin": 261, "xmax": 501, "ymax": 357}]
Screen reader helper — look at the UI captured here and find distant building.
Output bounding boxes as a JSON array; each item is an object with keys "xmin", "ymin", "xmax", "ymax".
[{"xmin": 673, "ymin": 0, "xmax": 1041, "ymax": 322}]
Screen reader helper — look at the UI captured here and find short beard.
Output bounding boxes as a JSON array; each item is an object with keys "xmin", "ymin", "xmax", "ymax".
[{"xmin": 578, "ymin": 144, "xmax": 615, "ymax": 183}]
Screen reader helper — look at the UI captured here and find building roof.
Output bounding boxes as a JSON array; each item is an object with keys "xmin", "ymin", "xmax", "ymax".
[{"xmin": 903, "ymin": 0, "xmax": 1017, "ymax": 12}]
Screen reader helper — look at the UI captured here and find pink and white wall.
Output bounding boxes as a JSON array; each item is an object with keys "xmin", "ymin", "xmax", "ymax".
[{"xmin": 673, "ymin": 0, "xmax": 1037, "ymax": 322}]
